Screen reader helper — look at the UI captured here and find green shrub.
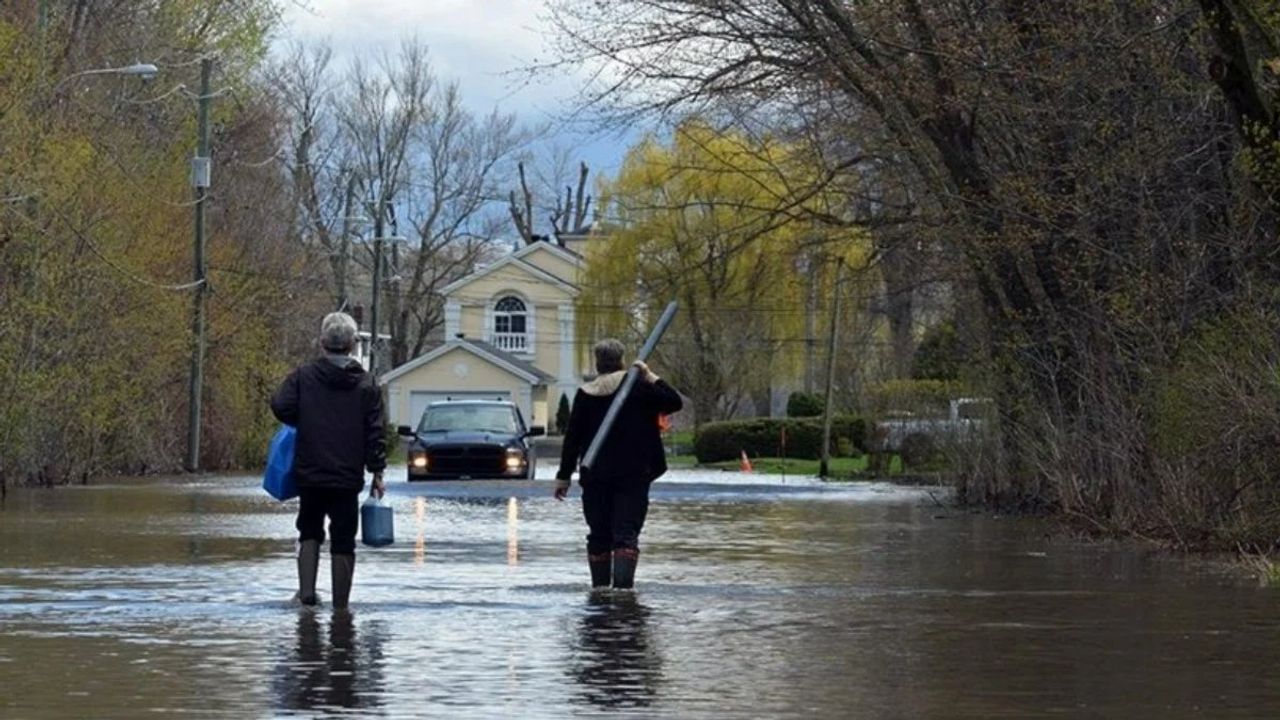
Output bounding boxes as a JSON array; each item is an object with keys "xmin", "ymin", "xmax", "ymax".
[
  {"xmin": 899, "ymin": 432, "xmax": 939, "ymax": 469},
  {"xmin": 694, "ymin": 416, "xmax": 867, "ymax": 463},
  {"xmin": 867, "ymin": 379, "xmax": 963, "ymax": 416},
  {"xmin": 836, "ymin": 436, "xmax": 855, "ymax": 457},
  {"xmin": 555, "ymin": 393, "xmax": 572, "ymax": 435},
  {"xmin": 786, "ymin": 392, "xmax": 825, "ymax": 417}
]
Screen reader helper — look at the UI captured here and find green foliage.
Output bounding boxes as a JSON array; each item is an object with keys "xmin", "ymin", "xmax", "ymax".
[
  {"xmin": 555, "ymin": 393, "xmax": 572, "ymax": 435},
  {"xmin": 1147, "ymin": 309, "xmax": 1280, "ymax": 544},
  {"xmin": 694, "ymin": 416, "xmax": 867, "ymax": 463},
  {"xmin": 899, "ymin": 433, "xmax": 939, "ymax": 469},
  {"xmin": 867, "ymin": 379, "xmax": 962, "ymax": 416},
  {"xmin": 0, "ymin": 6, "xmax": 317, "ymax": 484},
  {"xmin": 785, "ymin": 392, "xmax": 825, "ymax": 417},
  {"xmin": 912, "ymin": 322, "xmax": 963, "ymax": 381},
  {"xmin": 835, "ymin": 436, "xmax": 855, "ymax": 457}
]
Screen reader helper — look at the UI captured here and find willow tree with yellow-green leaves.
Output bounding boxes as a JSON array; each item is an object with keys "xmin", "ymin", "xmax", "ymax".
[
  {"xmin": 580, "ymin": 122, "xmax": 868, "ymax": 425},
  {"xmin": 0, "ymin": 2, "xmax": 322, "ymax": 491}
]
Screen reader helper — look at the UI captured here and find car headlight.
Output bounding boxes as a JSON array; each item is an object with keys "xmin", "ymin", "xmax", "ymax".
[
  {"xmin": 410, "ymin": 452, "xmax": 429, "ymax": 470},
  {"xmin": 505, "ymin": 450, "xmax": 524, "ymax": 470}
]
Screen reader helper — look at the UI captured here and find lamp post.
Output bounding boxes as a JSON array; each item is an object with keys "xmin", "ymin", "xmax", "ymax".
[{"xmin": 48, "ymin": 60, "xmax": 223, "ymax": 474}]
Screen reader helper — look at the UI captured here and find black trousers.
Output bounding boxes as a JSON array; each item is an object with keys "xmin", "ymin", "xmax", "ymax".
[
  {"xmin": 582, "ymin": 479, "xmax": 651, "ymax": 555},
  {"xmin": 297, "ymin": 487, "xmax": 360, "ymax": 555}
]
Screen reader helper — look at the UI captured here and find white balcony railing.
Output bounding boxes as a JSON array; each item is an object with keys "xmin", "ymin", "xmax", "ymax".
[{"xmin": 490, "ymin": 332, "xmax": 529, "ymax": 353}]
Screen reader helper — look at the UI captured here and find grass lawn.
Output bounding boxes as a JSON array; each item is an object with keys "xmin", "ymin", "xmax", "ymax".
[{"xmin": 666, "ymin": 453, "xmax": 906, "ymax": 479}]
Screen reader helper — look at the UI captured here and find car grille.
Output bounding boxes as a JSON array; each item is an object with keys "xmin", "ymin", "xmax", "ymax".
[{"xmin": 429, "ymin": 445, "xmax": 507, "ymax": 475}]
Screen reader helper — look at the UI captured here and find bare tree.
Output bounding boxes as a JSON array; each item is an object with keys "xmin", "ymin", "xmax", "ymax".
[
  {"xmin": 509, "ymin": 148, "xmax": 593, "ymax": 243},
  {"xmin": 280, "ymin": 39, "xmax": 534, "ymax": 368},
  {"xmin": 390, "ymin": 83, "xmax": 531, "ymax": 365},
  {"xmin": 276, "ymin": 42, "xmax": 364, "ymax": 310},
  {"xmin": 509, "ymin": 161, "xmax": 537, "ymax": 243}
]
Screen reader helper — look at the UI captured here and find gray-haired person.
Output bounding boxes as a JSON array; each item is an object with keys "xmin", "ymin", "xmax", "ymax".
[
  {"xmin": 555, "ymin": 339, "xmax": 683, "ymax": 589},
  {"xmin": 271, "ymin": 312, "xmax": 386, "ymax": 609}
]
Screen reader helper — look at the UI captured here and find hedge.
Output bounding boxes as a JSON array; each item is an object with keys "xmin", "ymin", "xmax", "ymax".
[
  {"xmin": 866, "ymin": 378, "xmax": 964, "ymax": 415},
  {"xmin": 693, "ymin": 416, "xmax": 867, "ymax": 463}
]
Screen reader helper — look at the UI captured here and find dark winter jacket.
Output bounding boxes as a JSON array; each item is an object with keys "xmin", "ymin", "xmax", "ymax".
[
  {"xmin": 557, "ymin": 370, "xmax": 683, "ymax": 484},
  {"xmin": 270, "ymin": 355, "xmax": 387, "ymax": 491}
]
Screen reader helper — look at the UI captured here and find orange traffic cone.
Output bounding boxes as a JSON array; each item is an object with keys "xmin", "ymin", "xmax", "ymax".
[{"xmin": 740, "ymin": 450, "xmax": 753, "ymax": 473}]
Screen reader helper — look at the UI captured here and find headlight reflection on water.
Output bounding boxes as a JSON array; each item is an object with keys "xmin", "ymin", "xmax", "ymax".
[
  {"xmin": 414, "ymin": 496, "xmax": 427, "ymax": 566},
  {"xmin": 507, "ymin": 497, "xmax": 519, "ymax": 567}
]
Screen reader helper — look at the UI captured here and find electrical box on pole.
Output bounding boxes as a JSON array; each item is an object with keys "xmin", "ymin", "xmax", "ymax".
[{"xmin": 190, "ymin": 156, "xmax": 211, "ymax": 189}]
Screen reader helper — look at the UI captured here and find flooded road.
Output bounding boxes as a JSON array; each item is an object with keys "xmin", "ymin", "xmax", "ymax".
[{"xmin": 1, "ymin": 469, "xmax": 1277, "ymax": 719}]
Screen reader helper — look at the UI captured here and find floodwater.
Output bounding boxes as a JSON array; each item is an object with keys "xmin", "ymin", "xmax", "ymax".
[{"xmin": 1, "ymin": 469, "xmax": 1278, "ymax": 719}]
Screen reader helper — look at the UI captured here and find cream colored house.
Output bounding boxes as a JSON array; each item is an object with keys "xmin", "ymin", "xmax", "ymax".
[{"xmin": 379, "ymin": 240, "xmax": 587, "ymax": 429}]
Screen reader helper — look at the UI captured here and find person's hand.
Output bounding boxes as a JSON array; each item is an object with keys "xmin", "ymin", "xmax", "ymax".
[
  {"xmin": 633, "ymin": 360, "xmax": 659, "ymax": 384},
  {"xmin": 554, "ymin": 480, "xmax": 570, "ymax": 501},
  {"xmin": 371, "ymin": 473, "xmax": 385, "ymax": 500}
]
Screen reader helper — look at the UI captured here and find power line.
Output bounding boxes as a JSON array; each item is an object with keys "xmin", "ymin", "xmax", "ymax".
[{"xmin": 6, "ymin": 204, "xmax": 206, "ymax": 292}]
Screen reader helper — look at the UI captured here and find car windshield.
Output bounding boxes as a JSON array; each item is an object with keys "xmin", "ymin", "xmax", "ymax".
[{"xmin": 421, "ymin": 405, "xmax": 518, "ymax": 434}]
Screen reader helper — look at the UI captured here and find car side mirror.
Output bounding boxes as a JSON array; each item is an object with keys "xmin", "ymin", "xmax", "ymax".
[
  {"xmin": 526, "ymin": 426, "xmax": 546, "ymax": 438},
  {"xmin": 396, "ymin": 425, "xmax": 415, "ymax": 437}
]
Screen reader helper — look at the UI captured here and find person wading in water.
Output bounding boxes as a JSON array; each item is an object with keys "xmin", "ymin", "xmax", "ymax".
[
  {"xmin": 271, "ymin": 312, "xmax": 386, "ymax": 610},
  {"xmin": 555, "ymin": 339, "xmax": 683, "ymax": 589}
]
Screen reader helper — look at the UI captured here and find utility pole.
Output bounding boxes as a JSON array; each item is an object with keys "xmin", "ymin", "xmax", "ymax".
[
  {"xmin": 819, "ymin": 260, "xmax": 844, "ymax": 479},
  {"xmin": 337, "ymin": 174, "xmax": 357, "ymax": 311},
  {"xmin": 368, "ymin": 203, "xmax": 384, "ymax": 381},
  {"xmin": 804, "ymin": 256, "xmax": 819, "ymax": 394},
  {"xmin": 388, "ymin": 209, "xmax": 402, "ymax": 368},
  {"xmin": 185, "ymin": 58, "xmax": 212, "ymax": 472}
]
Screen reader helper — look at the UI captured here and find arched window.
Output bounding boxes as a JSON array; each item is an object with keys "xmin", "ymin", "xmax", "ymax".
[{"xmin": 492, "ymin": 295, "xmax": 528, "ymax": 352}]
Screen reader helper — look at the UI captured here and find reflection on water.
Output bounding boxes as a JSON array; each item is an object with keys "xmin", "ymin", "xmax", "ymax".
[
  {"xmin": 2, "ymin": 472, "xmax": 1280, "ymax": 718},
  {"xmin": 273, "ymin": 611, "xmax": 387, "ymax": 716},
  {"xmin": 571, "ymin": 592, "xmax": 661, "ymax": 711},
  {"xmin": 414, "ymin": 496, "xmax": 427, "ymax": 567},
  {"xmin": 507, "ymin": 497, "xmax": 520, "ymax": 567}
]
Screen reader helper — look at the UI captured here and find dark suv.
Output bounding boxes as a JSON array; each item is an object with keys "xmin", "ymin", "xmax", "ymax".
[{"xmin": 397, "ymin": 400, "xmax": 545, "ymax": 480}]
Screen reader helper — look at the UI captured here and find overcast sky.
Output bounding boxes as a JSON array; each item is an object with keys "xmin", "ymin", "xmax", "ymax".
[{"xmin": 277, "ymin": 0, "xmax": 634, "ymax": 179}]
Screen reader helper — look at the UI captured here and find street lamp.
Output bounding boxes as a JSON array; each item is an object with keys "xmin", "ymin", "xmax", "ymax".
[
  {"xmin": 110, "ymin": 62, "xmax": 160, "ymax": 80},
  {"xmin": 52, "ymin": 62, "xmax": 159, "ymax": 93}
]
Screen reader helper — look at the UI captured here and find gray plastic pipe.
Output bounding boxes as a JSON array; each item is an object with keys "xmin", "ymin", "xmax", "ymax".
[{"xmin": 580, "ymin": 301, "xmax": 679, "ymax": 472}]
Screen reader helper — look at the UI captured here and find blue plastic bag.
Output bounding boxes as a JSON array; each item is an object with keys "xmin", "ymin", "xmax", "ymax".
[
  {"xmin": 263, "ymin": 425, "xmax": 298, "ymax": 501},
  {"xmin": 361, "ymin": 495, "xmax": 394, "ymax": 547}
]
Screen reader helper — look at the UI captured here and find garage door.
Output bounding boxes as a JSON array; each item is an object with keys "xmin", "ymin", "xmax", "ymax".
[{"xmin": 408, "ymin": 390, "xmax": 511, "ymax": 428}]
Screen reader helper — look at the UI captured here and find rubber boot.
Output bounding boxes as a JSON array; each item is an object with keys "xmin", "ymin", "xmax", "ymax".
[
  {"xmin": 331, "ymin": 553, "xmax": 355, "ymax": 611},
  {"xmin": 588, "ymin": 552, "xmax": 612, "ymax": 588},
  {"xmin": 296, "ymin": 540, "xmax": 321, "ymax": 607},
  {"xmin": 612, "ymin": 547, "xmax": 639, "ymax": 590}
]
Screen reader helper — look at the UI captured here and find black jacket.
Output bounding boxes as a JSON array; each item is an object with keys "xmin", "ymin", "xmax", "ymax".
[
  {"xmin": 270, "ymin": 356, "xmax": 387, "ymax": 491},
  {"xmin": 557, "ymin": 371, "xmax": 683, "ymax": 484}
]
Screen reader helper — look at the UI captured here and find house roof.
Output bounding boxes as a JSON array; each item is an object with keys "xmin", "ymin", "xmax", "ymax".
[
  {"xmin": 513, "ymin": 238, "xmax": 585, "ymax": 267},
  {"xmin": 439, "ymin": 250, "xmax": 579, "ymax": 297},
  {"xmin": 464, "ymin": 339, "xmax": 555, "ymax": 383},
  {"xmin": 379, "ymin": 338, "xmax": 554, "ymax": 386}
]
